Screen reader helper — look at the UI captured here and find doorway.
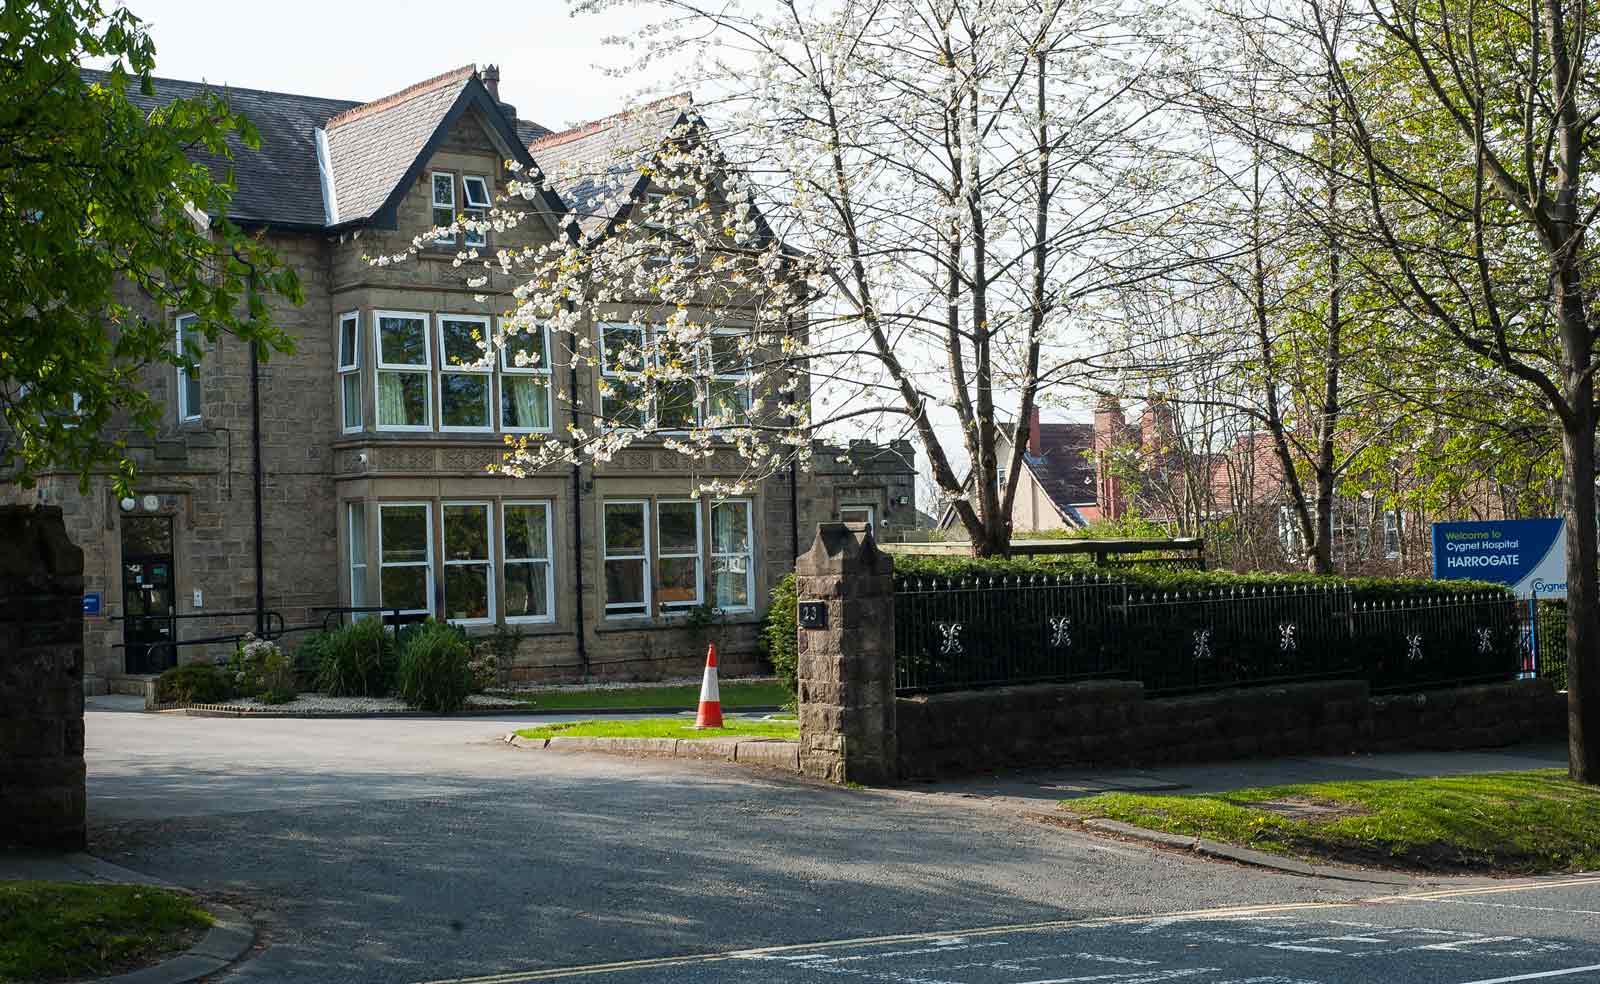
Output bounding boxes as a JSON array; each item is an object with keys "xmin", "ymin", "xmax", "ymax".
[
  {"xmin": 121, "ymin": 516, "xmax": 175, "ymax": 674},
  {"xmin": 839, "ymin": 505, "xmax": 876, "ymax": 537}
]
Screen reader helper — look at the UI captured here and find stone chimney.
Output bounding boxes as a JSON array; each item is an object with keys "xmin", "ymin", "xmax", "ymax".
[
  {"xmin": 1027, "ymin": 406, "xmax": 1041, "ymax": 457},
  {"xmin": 480, "ymin": 64, "xmax": 518, "ymax": 122}
]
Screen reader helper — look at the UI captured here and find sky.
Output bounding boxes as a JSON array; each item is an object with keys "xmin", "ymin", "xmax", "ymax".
[{"xmin": 114, "ymin": 0, "xmax": 651, "ymax": 131}]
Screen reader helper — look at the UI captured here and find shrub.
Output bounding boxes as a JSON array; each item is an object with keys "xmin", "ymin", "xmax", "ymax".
[
  {"xmin": 291, "ymin": 631, "xmax": 334, "ymax": 683},
  {"xmin": 760, "ymin": 574, "xmax": 798, "ymax": 700},
  {"xmin": 316, "ymin": 618, "xmax": 395, "ymax": 697},
  {"xmin": 396, "ymin": 620, "xmax": 474, "ymax": 713},
  {"xmin": 226, "ymin": 635, "xmax": 299, "ymax": 705},
  {"xmin": 890, "ymin": 555, "xmax": 1509, "ymax": 602},
  {"xmin": 154, "ymin": 663, "xmax": 232, "ymax": 705}
]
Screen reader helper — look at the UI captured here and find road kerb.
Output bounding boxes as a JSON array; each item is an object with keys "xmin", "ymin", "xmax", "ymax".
[
  {"xmin": 101, "ymin": 899, "xmax": 254, "ymax": 984},
  {"xmin": 504, "ymin": 732, "xmax": 801, "ymax": 773},
  {"xmin": 1082, "ymin": 817, "xmax": 1424, "ymax": 886}
]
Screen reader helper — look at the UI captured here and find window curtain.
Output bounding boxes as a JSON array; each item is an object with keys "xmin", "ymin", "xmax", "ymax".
[
  {"xmin": 512, "ymin": 377, "xmax": 548, "ymax": 429},
  {"xmin": 378, "ymin": 372, "xmax": 405, "ymax": 426}
]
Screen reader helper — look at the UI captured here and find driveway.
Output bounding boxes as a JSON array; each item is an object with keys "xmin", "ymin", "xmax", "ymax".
[{"xmin": 84, "ymin": 704, "xmax": 1600, "ymax": 983}]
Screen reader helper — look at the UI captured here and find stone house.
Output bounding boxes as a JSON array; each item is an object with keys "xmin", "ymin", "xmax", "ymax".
[{"xmin": 5, "ymin": 64, "xmax": 914, "ymax": 693}]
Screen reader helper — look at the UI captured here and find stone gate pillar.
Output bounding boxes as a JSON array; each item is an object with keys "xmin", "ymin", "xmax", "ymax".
[
  {"xmin": 795, "ymin": 522, "xmax": 897, "ymax": 784},
  {"xmin": 0, "ymin": 505, "xmax": 86, "ymax": 850}
]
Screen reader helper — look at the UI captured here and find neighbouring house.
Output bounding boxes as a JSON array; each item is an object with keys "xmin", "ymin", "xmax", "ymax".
[
  {"xmin": 3, "ymin": 64, "xmax": 915, "ymax": 694},
  {"xmin": 935, "ymin": 402, "xmax": 1524, "ymax": 575}
]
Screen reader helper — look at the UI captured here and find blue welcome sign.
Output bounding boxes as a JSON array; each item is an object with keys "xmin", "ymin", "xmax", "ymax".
[{"xmin": 1432, "ymin": 518, "xmax": 1566, "ymax": 599}]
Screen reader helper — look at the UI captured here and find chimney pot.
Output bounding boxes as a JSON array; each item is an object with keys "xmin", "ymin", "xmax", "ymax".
[{"xmin": 482, "ymin": 64, "xmax": 501, "ymax": 101}]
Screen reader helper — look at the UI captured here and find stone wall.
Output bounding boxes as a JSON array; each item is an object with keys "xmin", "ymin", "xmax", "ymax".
[
  {"xmin": 896, "ymin": 677, "xmax": 1567, "ymax": 779},
  {"xmin": 0, "ymin": 506, "xmax": 86, "ymax": 849}
]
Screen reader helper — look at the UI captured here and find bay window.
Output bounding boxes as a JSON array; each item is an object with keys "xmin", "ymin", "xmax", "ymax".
[
  {"xmin": 375, "ymin": 312, "xmax": 431, "ymax": 430},
  {"xmin": 379, "ymin": 503, "xmax": 432, "ymax": 615},
  {"xmin": 338, "ymin": 311, "xmax": 361, "ymax": 432},
  {"xmin": 503, "ymin": 502, "xmax": 554, "ymax": 622},
  {"xmin": 603, "ymin": 500, "xmax": 650, "ymax": 617},
  {"xmin": 599, "ymin": 323, "xmax": 646, "ymax": 429},
  {"xmin": 175, "ymin": 314, "xmax": 202, "ymax": 422},
  {"xmin": 348, "ymin": 502, "xmax": 368, "ymax": 609},
  {"xmin": 442, "ymin": 502, "xmax": 493, "ymax": 623},
  {"xmin": 438, "ymin": 315, "xmax": 492, "ymax": 430},
  {"xmin": 711, "ymin": 500, "xmax": 754, "ymax": 612},
  {"xmin": 501, "ymin": 322, "xmax": 552, "ymax": 431},
  {"xmin": 657, "ymin": 500, "xmax": 703, "ymax": 610},
  {"xmin": 707, "ymin": 330, "xmax": 753, "ymax": 427}
]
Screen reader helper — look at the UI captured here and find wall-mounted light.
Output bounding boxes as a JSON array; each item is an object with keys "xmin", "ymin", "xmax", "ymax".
[
  {"xmin": 897, "ymin": 495, "xmax": 910, "ymax": 506},
  {"xmin": 119, "ymin": 497, "xmax": 137, "ymax": 512}
]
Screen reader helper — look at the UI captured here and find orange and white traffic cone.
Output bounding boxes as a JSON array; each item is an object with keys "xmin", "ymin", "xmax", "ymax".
[{"xmin": 694, "ymin": 643, "xmax": 724, "ymax": 729}]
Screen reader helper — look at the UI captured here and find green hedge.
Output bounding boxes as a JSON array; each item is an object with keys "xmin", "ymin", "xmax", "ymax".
[
  {"xmin": 396, "ymin": 620, "xmax": 474, "ymax": 713},
  {"xmin": 890, "ymin": 556, "xmax": 1508, "ymax": 601},
  {"xmin": 155, "ymin": 663, "xmax": 232, "ymax": 705},
  {"xmin": 760, "ymin": 574, "xmax": 798, "ymax": 699}
]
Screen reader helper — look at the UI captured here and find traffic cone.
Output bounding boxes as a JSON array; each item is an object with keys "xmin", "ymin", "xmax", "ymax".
[{"xmin": 694, "ymin": 643, "xmax": 724, "ymax": 729}]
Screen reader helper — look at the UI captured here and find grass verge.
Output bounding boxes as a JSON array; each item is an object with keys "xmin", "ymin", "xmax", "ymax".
[
  {"xmin": 515, "ymin": 715, "xmax": 799, "ymax": 741},
  {"xmin": 1063, "ymin": 769, "xmax": 1600, "ymax": 874},
  {"xmin": 507, "ymin": 680, "xmax": 790, "ymax": 711},
  {"xmin": 0, "ymin": 880, "xmax": 213, "ymax": 983}
]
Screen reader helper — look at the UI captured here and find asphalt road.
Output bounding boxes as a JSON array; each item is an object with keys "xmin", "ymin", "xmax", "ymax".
[{"xmin": 83, "ymin": 702, "xmax": 1600, "ymax": 984}]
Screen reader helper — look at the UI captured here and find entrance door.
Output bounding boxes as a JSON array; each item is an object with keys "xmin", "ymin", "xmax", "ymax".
[{"xmin": 121, "ymin": 516, "xmax": 176, "ymax": 674}]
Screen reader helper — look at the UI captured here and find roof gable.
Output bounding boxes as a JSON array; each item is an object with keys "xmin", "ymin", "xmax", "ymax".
[{"xmin": 322, "ymin": 66, "xmax": 558, "ymax": 228}]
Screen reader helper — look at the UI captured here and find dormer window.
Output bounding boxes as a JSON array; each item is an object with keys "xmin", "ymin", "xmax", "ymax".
[
  {"xmin": 462, "ymin": 175, "xmax": 491, "ymax": 248},
  {"xmin": 431, "ymin": 172, "xmax": 455, "ymax": 245}
]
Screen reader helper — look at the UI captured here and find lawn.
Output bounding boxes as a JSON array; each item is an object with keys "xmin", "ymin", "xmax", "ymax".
[
  {"xmin": 0, "ymin": 881, "xmax": 213, "ymax": 982},
  {"xmin": 515, "ymin": 715, "xmax": 799, "ymax": 741},
  {"xmin": 1063, "ymin": 769, "xmax": 1600, "ymax": 874},
  {"xmin": 507, "ymin": 679, "xmax": 791, "ymax": 711}
]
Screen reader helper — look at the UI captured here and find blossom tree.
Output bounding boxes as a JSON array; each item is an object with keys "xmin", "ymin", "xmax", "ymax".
[{"xmin": 378, "ymin": 0, "xmax": 1190, "ymax": 556}]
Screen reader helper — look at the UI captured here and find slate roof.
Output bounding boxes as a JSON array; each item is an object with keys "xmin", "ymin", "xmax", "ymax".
[
  {"xmin": 529, "ymin": 94, "xmax": 694, "ymax": 238},
  {"xmin": 79, "ymin": 65, "xmax": 555, "ymax": 230},
  {"xmin": 1026, "ymin": 423, "xmax": 1099, "ymax": 516},
  {"xmin": 80, "ymin": 69, "xmax": 359, "ymax": 229}
]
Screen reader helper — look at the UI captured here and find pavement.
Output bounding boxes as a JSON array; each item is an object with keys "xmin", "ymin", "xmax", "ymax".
[{"xmin": 15, "ymin": 697, "xmax": 1594, "ymax": 983}]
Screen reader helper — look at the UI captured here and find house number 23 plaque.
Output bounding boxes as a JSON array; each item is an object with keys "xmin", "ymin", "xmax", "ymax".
[{"xmin": 797, "ymin": 602, "xmax": 829, "ymax": 630}]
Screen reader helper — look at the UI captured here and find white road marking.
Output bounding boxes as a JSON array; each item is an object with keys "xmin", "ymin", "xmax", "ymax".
[
  {"xmin": 1427, "ymin": 898, "xmax": 1600, "ymax": 918},
  {"xmin": 1453, "ymin": 965, "xmax": 1600, "ymax": 984},
  {"xmin": 1015, "ymin": 970, "xmax": 1219, "ymax": 984}
]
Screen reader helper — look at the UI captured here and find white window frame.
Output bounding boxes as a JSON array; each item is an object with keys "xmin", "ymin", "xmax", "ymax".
[
  {"xmin": 436, "ymin": 314, "xmax": 494, "ymax": 433},
  {"xmin": 503, "ymin": 500, "xmax": 556, "ymax": 625},
  {"xmin": 656, "ymin": 499, "xmax": 704, "ymax": 612},
  {"xmin": 431, "ymin": 171, "xmax": 456, "ymax": 245},
  {"xmin": 347, "ymin": 502, "xmax": 368, "ymax": 609},
  {"xmin": 598, "ymin": 322, "xmax": 647, "ymax": 431},
  {"xmin": 175, "ymin": 313, "xmax": 202, "ymax": 423},
  {"xmin": 378, "ymin": 502, "xmax": 434, "ymax": 617},
  {"xmin": 373, "ymin": 310, "xmax": 432, "ymax": 432},
  {"xmin": 461, "ymin": 175, "xmax": 491, "ymax": 248},
  {"xmin": 706, "ymin": 328, "xmax": 753, "ymax": 430},
  {"xmin": 710, "ymin": 499, "xmax": 755, "ymax": 614},
  {"xmin": 338, "ymin": 310, "xmax": 362, "ymax": 434},
  {"xmin": 602, "ymin": 499, "xmax": 651, "ymax": 619},
  {"xmin": 840, "ymin": 504, "xmax": 876, "ymax": 536},
  {"xmin": 442, "ymin": 501, "xmax": 495, "ymax": 626},
  {"xmin": 499, "ymin": 319, "xmax": 554, "ymax": 434}
]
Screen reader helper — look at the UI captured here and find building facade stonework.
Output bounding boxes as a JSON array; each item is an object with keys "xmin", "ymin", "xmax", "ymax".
[{"xmin": 6, "ymin": 66, "xmax": 914, "ymax": 692}]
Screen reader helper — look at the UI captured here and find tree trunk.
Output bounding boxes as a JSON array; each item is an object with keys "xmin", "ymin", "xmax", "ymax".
[{"xmin": 1561, "ymin": 414, "xmax": 1599, "ymax": 782}]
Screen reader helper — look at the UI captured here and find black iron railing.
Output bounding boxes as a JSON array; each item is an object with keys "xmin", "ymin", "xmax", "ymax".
[
  {"xmin": 895, "ymin": 573, "xmax": 1130, "ymax": 692},
  {"xmin": 894, "ymin": 577, "xmax": 1526, "ymax": 696}
]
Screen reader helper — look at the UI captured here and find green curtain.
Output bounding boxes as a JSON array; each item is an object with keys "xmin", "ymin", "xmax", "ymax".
[
  {"xmin": 511, "ymin": 377, "xmax": 549, "ymax": 429},
  {"xmin": 378, "ymin": 372, "xmax": 406, "ymax": 426}
]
